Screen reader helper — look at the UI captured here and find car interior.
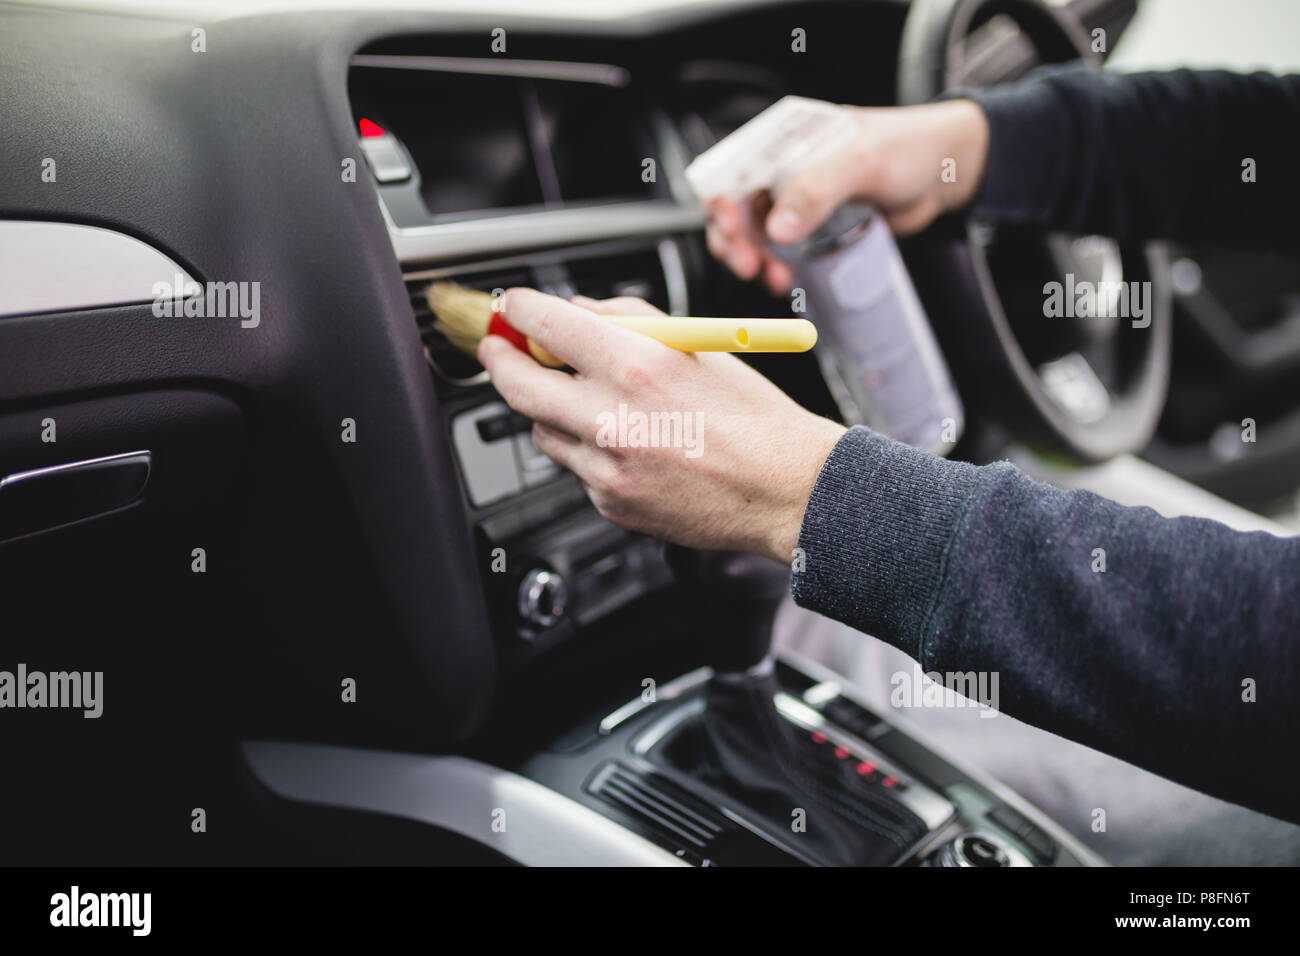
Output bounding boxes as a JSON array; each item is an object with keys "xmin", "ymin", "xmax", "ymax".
[{"xmin": 2, "ymin": 0, "xmax": 1297, "ymax": 868}]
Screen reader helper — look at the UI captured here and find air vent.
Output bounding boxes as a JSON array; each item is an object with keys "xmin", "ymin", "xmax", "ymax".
[
  {"xmin": 404, "ymin": 241, "xmax": 679, "ymax": 388},
  {"xmin": 585, "ymin": 761, "xmax": 803, "ymax": 866},
  {"xmin": 406, "ymin": 270, "xmax": 530, "ymax": 385},
  {"xmin": 408, "ymin": 277, "xmax": 483, "ymax": 385},
  {"xmin": 587, "ymin": 762, "xmax": 729, "ymax": 851}
]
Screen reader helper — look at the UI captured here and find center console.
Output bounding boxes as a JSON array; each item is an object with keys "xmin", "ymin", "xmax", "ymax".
[
  {"xmin": 245, "ymin": 644, "xmax": 1100, "ymax": 866},
  {"xmin": 522, "ymin": 659, "xmax": 1054, "ymax": 866},
  {"xmin": 517, "ymin": 548, "xmax": 1096, "ymax": 867}
]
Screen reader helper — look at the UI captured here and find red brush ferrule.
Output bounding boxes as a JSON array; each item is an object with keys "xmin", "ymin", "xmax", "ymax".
[{"xmin": 488, "ymin": 310, "xmax": 530, "ymax": 356}]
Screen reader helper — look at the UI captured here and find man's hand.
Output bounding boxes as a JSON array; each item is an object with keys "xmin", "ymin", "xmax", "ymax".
[
  {"xmin": 706, "ymin": 98, "xmax": 989, "ymax": 295},
  {"xmin": 478, "ymin": 289, "xmax": 847, "ymax": 565}
]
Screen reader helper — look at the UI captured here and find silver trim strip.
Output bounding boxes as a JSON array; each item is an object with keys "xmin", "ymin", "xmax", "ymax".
[
  {"xmin": 241, "ymin": 741, "xmax": 687, "ymax": 867},
  {"xmin": 633, "ymin": 695, "xmax": 704, "ymax": 755},
  {"xmin": 0, "ymin": 450, "xmax": 152, "ymax": 493},
  {"xmin": 599, "ymin": 696, "xmax": 653, "ymax": 736},
  {"xmin": 0, "ymin": 220, "xmax": 196, "ymax": 319},
  {"xmin": 387, "ymin": 200, "xmax": 704, "ymax": 265},
  {"xmin": 351, "ymin": 54, "xmax": 631, "ymax": 87},
  {"xmin": 598, "ymin": 666, "xmax": 710, "ymax": 735},
  {"xmin": 802, "ymin": 679, "xmax": 842, "ymax": 707},
  {"xmin": 656, "ymin": 237, "xmax": 690, "ymax": 316},
  {"xmin": 648, "ymin": 108, "xmax": 700, "ymax": 208}
]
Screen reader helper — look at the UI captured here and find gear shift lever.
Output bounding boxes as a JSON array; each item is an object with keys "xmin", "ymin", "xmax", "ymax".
[
  {"xmin": 662, "ymin": 545, "xmax": 927, "ymax": 865},
  {"xmin": 664, "ymin": 546, "xmax": 789, "ymax": 674}
]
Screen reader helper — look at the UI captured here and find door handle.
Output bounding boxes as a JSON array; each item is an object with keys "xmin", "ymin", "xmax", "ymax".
[{"xmin": 0, "ymin": 450, "xmax": 151, "ymax": 541}]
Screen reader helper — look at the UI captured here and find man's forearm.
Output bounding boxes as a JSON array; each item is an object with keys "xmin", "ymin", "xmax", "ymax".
[
  {"xmin": 791, "ymin": 427, "xmax": 1300, "ymax": 823},
  {"xmin": 962, "ymin": 64, "xmax": 1300, "ymax": 248}
]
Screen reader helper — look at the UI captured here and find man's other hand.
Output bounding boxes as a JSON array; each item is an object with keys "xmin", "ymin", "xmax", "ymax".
[{"xmin": 705, "ymin": 98, "xmax": 989, "ymax": 294}]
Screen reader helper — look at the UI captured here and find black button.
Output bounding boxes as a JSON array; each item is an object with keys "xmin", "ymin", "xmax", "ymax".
[
  {"xmin": 987, "ymin": 804, "xmax": 1030, "ymax": 835},
  {"xmin": 823, "ymin": 696, "xmax": 883, "ymax": 737},
  {"xmin": 988, "ymin": 804, "xmax": 1057, "ymax": 863},
  {"xmin": 1017, "ymin": 823, "xmax": 1057, "ymax": 863},
  {"xmin": 477, "ymin": 411, "xmax": 532, "ymax": 443}
]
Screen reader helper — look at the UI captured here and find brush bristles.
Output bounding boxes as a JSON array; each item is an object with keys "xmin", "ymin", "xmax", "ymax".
[{"xmin": 426, "ymin": 282, "xmax": 496, "ymax": 358}]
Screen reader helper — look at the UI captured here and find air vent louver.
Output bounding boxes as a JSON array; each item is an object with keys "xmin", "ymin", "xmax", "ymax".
[{"xmin": 587, "ymin": 762, "xmax": 727, "ymax": 850}]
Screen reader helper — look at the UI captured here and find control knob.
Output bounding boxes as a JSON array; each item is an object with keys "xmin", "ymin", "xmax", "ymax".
[
  {"xmin": 517, "ymin": 567, "xmax": 567, "ymax": 629},
  {"xmin": 930, "ymin": 834, "xmax": 1013, "ymax": 868}
]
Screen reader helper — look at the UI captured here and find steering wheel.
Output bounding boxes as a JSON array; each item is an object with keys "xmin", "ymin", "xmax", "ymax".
[{"xmin": 896, "ymin": 0, "xmax": 1172, "ymax": 462}]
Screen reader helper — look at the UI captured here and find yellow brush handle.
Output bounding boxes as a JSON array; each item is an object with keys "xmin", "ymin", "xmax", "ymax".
[{"xmin": 527, "ymin": 316, "xmax": 818, "ymax": 367}]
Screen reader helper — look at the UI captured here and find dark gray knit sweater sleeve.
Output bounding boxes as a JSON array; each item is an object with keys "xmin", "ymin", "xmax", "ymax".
[
  {"xmin": 791, "ymin": 426, "xmax": 1300, "ymax": 823},
  {"xmin": 960, "ymin": 64, "xmax": 1300, "ymax": 248}
]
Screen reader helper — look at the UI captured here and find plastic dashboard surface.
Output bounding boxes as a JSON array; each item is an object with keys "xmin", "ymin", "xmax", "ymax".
[{"xmin": 0, "ymin": 0, "xmax": 907, "ymax": 746}]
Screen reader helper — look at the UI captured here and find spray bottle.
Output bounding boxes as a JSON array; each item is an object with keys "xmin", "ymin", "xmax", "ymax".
[{"xmin": 685, "ymin": 96, "xmax": 963, "ymax": 453}]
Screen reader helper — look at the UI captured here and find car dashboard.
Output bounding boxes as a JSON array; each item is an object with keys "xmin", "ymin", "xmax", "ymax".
[
  {"xmin": 0, "ymin": 0, "xmax": 1116, "ymax": 867},
  {"xmin": 341, "ymin": 8, "xmax": 914, "ymax": 673}
]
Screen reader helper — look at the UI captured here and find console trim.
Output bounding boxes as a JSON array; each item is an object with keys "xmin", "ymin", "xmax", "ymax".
[
  {"xmin": 598, "ymin": 666, "xmax": 710, "ymax": 735},
  {"xmin": 242, "ymin": 741, "xmax": 688, "ymax": 867}
]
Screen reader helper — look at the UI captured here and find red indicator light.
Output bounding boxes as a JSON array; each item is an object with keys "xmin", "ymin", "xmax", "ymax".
[
  {"xmin": 810, "ymin": 732, "xmax": 827, "ymax": 744},
  {"xmin": 856, "ymin": 761, "xmax": 875, "ymax": 776},
  {"xmin": 359, "ymin": 117, "xmax": 386, "ymax": 138},
  {"xmin": 882, "ymin": 776, "xmax": 898, "ymax": 788},
  {"xmin": 833, "ymin": 746, "xmax": 850, "ymax": 760}
]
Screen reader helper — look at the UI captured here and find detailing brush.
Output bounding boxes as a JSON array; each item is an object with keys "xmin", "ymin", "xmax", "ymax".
[{"xmin": 426, "ymin": 281, "xmax": 817, "ymax": 368}]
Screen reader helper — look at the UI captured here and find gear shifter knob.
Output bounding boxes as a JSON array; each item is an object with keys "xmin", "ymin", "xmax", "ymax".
[
  {"xmin": 665, "ymin": 546, "xmax": 791, "ymax": 674},
  {"xmin": 658, "ymin": 546, "xmax": 929, "ymax": 866}
]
